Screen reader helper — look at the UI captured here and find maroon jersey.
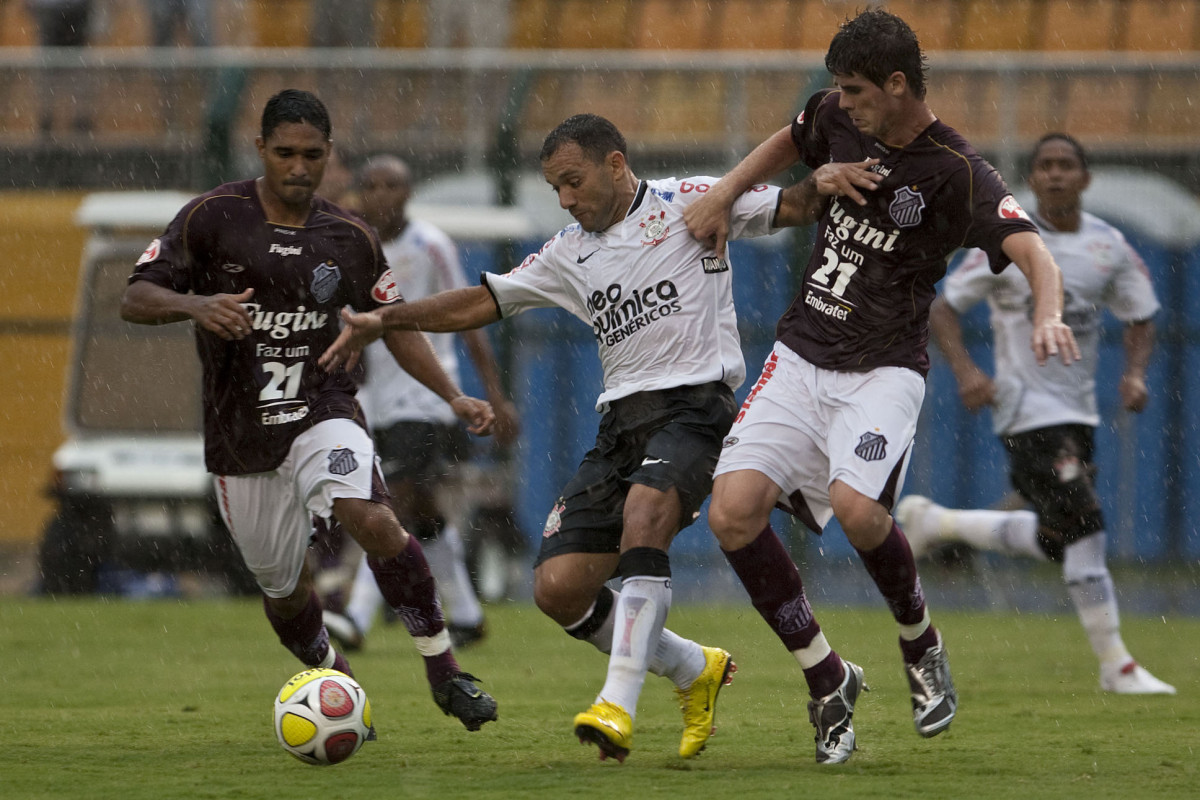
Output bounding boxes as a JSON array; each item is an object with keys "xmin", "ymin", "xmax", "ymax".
[
  {"xmin": 129, "ymin": 179, "xmax": 400, "ymax": 475},
  {"xmin": 779, "ymin": 89, "xmax": 1037, "ymax": 376}
]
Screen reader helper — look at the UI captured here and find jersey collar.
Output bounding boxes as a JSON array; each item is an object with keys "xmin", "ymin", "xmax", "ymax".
[{"xmin": 625, "ymin": 180, "xmax": 649, "ymax": 218}]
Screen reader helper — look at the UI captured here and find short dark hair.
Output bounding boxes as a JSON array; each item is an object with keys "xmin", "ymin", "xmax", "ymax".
[
  {"xmin": 826, "ymin": 9, "xmax": 927, "ymax": 100},
  {"xmin": 1030, "ymin": 132, "xmax": 1089, "ymax": 172},
  {"xmin": 261, "ymin": 89, "xmax": 332, "ymax": 141},
  {"xmin": 540, "ymin": 114, "xmax": 627, "ymax": 164}
]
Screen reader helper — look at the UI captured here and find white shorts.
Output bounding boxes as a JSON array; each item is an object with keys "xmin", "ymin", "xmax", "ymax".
[
  {"xmin": 715, "ymin": 342, "xmax": 924, "ymax": 532},
  {"xmin": 214, "ymin": 419, "xmax": 379, "ymax": 598}
]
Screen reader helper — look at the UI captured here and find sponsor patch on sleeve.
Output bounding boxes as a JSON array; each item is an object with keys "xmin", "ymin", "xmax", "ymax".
[
  {"xmin": 997, "ymin": 195, "xmax": 1030, "ymax": 221},
  {"xmin": 702, "ymin": 256, "xmax": 729, "ymax": 273},
  {"xmin": 136, "ymin": 238, "xmax": 161, "ymax": 265},
  {"xmin": 371, "ymin": 269, "xmax": 401, "ymax": 303}
]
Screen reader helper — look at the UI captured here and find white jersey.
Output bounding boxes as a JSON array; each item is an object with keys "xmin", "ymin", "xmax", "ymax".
[
  {"xmin": 483, "ymin": 177, "xmax": 781, "ymax": 410},
  {"xmin": 357, "ymin": 218, "xmax": 465, "ymax": 427},
  {"xmin": 943, "ymin": 210, "xmax": 1159, "ymax": 435}
]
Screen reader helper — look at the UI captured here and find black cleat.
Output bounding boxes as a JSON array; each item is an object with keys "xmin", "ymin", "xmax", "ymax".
[{"xmin": 433, "ymin": 672, "xmax": 498, "ymax": 731}]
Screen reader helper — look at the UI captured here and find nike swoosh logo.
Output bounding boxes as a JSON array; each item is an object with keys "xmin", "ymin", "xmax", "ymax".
[
  {"xmin": 641, "ymin": 457, "xmax": 669, "ymax": 467},
  {"xmin": 576, "ymin": 249, "xmax": 600, "ymax": 264}
]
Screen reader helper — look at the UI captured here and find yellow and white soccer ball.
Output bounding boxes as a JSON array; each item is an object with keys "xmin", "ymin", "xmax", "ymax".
[{"xmin": 273, "ymin": 668, "xmax": 373, "ymax": 765}]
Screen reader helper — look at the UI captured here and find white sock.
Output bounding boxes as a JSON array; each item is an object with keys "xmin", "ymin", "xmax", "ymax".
[
  {"xmin": 344, "ymin": 552, "xmax": 384, "ymax": 635},
  {"xmin": 935, "ymin": 506, "xmax": 1044, "ymax": 559},
  {"xmin": 653, "ymin": 628, "xmax": 708, "ymax": 689},
  {"xmin": 1063, "ymin": 533, "xmax": 1132, "ymax": 667},
  {"xmin": 423, "ymin": 526, "xmax": 484, "ymax": 628},
  {"xmin": 596, "ymin": 576, "xmax": 671, "ymax": 719},
  {"xmin": 566, "ymin": 588, "xmax": 702, "ymax": 687}
]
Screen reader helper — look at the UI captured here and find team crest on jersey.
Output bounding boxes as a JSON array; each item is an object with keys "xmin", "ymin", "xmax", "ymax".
[
  {"xmin": 136, "ymin": 238, "xmax": 161, "ymax": 265},
  {"xmin": 639, "ymin": 211, "xmax": 669, "ymax": 247},
  {"xmin": 854, "ymin": 431, "xmax": 888, "ymax": 462},
  {"xmin": 371, "ymin": 268, "xmax": 401, "ymax": 303},
  {"xmin": 543, "ymin": 499, "xmax": 567, "ymax": 538},
  {"xmin": 889, "ymin": 186, "xmax": 926, "ymax": 228},
  {"xmin": 310, "ymin": 261, "xmax": 341, "ymax": 304},
  {"xmin": 327, "ymin": 448, "xmax": 359, "ymax": 476},
  {"xmin": 998, "ymin": 194, "xmax": 1031, "ymax": 221}
]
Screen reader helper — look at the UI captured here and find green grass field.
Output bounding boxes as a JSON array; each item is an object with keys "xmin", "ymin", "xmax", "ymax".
[{"xmin": 2, "ymin": 598, "xmax": 1195, "ymax": 799}]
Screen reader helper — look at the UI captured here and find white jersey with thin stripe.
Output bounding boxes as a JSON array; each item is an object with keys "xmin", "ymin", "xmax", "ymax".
[
  {"xmin": 943, "ymin": 210, "xmax": 1160, "ymax": 435},
  {"xmin": 483, "ymin": 177, "xmax": 781, "ymax": 410},
  {"xmin": 357, "ymin": 218, "xmax": 465, "ymax": 427}
]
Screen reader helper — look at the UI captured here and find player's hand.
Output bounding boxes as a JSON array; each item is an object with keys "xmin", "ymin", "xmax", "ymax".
[
  {"xmin": 451, "ymin": 395, "xmax": 495, "ymax": 436},
  {"xmin": 191, "ymin": 288, "xmax": 255, "ymax": 340},
  {"xmin": 1031, "ymin": 317, "xmax": 1081, "ymax": 366},
  {"xmin": 813, "ymin": 158, "xmax": 882, "ymax": 206},
  {"xmin": 319, "ymin": 308, "xmax": 384, "ymax": 372},
  {"xmin": 684, "ymin": 184, "xmax": 737, "ymax": 257},
  {"xmin": 957, "ymin": 365, "xmax": 996, "ymax": 413},
  {"xmin": 1119, "ymin": 374, "xmax": 1149, "ymax": 413}
]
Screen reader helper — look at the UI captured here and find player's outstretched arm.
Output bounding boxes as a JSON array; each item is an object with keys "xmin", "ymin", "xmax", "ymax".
[
  {"xmin": 685, "ymin": 125, "xmax": 800, "ymax": 256},
  {"xmin": 121, "ymin": 280, "xmax": 254, "ymax": 341},
  {"xmin": 319, "ymin": 285, "xmax": 500, "ymax": 372},
  {"xmin": 1003, "ymin": 231, "xmax": 1081, "ymax": 366},
  {"xmin": 929, "ymin": 296, "xmax": 995, "ymax": 412}
]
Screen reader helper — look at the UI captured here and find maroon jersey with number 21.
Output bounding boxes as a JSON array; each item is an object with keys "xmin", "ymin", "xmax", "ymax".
[
  {"xmin": 779, "ymin": 89, "xmax": 1037, "ymax": 377},
  {"xmin": 129, "ymin": 178, "xmax": 401, "ymax": 475}
]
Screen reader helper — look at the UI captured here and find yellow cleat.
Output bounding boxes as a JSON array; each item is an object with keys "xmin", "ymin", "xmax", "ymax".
[
  {"xmin": 676, "ymin": 646, "xmax": 737, "ymax": 758},
  {"xmin": 573, "ymin": 700, "xmax": 633, "ymax": 763}
]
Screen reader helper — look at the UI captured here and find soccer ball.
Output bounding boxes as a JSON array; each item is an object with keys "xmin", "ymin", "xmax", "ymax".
[{"xmin": 273, "ymin": 668, "xmax": 373, "ymax": 765}]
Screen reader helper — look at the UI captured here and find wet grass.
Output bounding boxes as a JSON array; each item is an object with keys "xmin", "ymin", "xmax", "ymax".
[{"xmin": 1, "ymin": 598, "xmax": 1196, "ymax": 799}]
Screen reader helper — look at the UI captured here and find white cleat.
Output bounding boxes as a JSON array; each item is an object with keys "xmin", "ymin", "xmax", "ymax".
[
  {"xmin": 894, "ymin": 495, "xmax": 942, "ymax": 559},
  {"xmin": 1100, "ymin": 661, "xmax": 1177, "ymax": 695}
]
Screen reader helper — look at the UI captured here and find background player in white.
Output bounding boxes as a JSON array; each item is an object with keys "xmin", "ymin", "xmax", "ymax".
[
  {"xmin": 685, "ymin": 10, "xmax": 1081, "ymax": 763},
  {"xmin": 120, "ymin": 89, "xmax": 499, "ymax": 731},
  {"xmin": 324, "ymin": 154, "xmax": 519, "ymax": 651},
  {"xmin": 321, "ymin": 113, "xmax": 817, "ymax": 762},
  {"xmin": 896, "ymin": 133, "xmax": 1175, "ymax": 695}
]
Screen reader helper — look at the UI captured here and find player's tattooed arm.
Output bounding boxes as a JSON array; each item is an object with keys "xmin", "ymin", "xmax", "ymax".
[
  {"xmin": 685, "ymin": 125, "xmax": 800, "ymax": 256},
  {"xmin": 810, "ymin": 158, "xmax": 883, "ymax": 206}
]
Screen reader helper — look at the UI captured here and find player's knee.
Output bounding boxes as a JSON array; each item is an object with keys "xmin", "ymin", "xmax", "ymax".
[
  {"xmin": 832, "ymin": 486, "xmax": 891, "ymax": 549},
  {"xmin": 532, "ymin": 572, "xmax": 591, "ymax": 625},
  {"xmin": 1037, "ymin": 508, "xmax": 1102, "ymax": 564},
  {"xmin": 707, "ymin": 499, "xmax": 761, "ymax": 550}
]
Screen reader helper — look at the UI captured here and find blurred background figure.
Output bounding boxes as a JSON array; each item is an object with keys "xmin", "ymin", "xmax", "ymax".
[
  {"xmin": 323, "ymin": 155, "xmax": 521, "ymax": 652},
  {"xmin": 898, "ymin": 133, "xmax": 1175, "ymax": 695}
]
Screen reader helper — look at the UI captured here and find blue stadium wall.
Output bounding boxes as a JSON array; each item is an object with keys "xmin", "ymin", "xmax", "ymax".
[{"xmin": 451, "ymin": 226, "xmax": 1198, "ymax": 568}]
